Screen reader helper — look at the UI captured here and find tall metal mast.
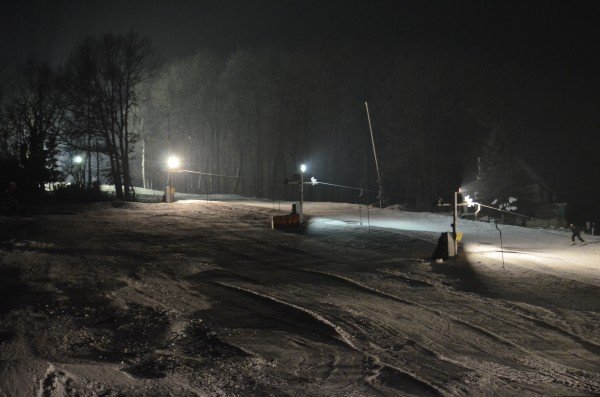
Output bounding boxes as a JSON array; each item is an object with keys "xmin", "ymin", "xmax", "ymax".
[{"xmin": 365, "ymin": 102, "xmax": 383, "ymax": 208}]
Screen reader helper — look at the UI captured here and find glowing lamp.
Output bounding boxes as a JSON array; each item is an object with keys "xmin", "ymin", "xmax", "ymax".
[
  {"xmin": 167, "ymin": 155, "xmax": 180, "ymax": 170},
  {"xmin": 300, "ymin": 164, "xmax": 307, "ymax": 173},
  {"xmin": 464, "ymin": 195, "xmax": 474, "ymax": 207},
  {"xmin": 73, "ymin": 155, "xmax": 83, "ymax": 164}
]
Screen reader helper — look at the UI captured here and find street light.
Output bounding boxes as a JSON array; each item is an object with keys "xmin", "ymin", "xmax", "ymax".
[
  {"xmin": 167, "ymin": 155, "xmax": 180, "ymax": 170},
  {"xmin": 72, "ymin": 155, "xmax": 84, "ymax": 187},
  {"xmin": 166, "ymin": 155, "xmax": 180, "ymax": 203},
  {"xmin": 299, "ymin": 164, "xmax": 306, "ymax": 222}
]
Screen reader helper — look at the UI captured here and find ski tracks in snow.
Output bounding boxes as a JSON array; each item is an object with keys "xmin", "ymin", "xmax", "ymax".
[
  {"xmin": 178, "ymin": 206, "xmax": 599, "ymax": 395},
  {"xmin": 4, "ymin": 200, "xmax": 599, "ymax": 396},
  {"xmin": 214, "ymin": 280, "xmax": 444, "ymax": 397},
  {"xmin": 296, "ymin": 268, "xmax": 600, "ymax": 395}
]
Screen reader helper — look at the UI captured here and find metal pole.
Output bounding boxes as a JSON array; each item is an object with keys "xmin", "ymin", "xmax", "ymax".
[
  {"xmin": 453, "ymin": 191, "xmax": 458, "ymax": 255},
  {"xmin": 495, "ymin": 219, "xmax": 505, "ymax": 269},
  {"xmin": 365, "ymin": 102, "xmax": 383, "ymax": 208},
  {"xmin": 300, "ymin": 169, "xmax": 304, "ymax": 222},
  {"xmin": 166, "ymin": 171, "xmax": 172, "ymax": 203},
  {"xmin": 475, "ymin": 203, "xmax": 481, "ymax": 243}
]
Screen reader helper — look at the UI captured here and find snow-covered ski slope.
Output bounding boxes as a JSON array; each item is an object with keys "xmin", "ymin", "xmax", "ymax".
[
  {"xmin": 131, "ymin": 187, "xmax": 600, "ymax": 308},
  {"xmin": 5, "ymin": 191, "xmax": 593, "ymax": 395},
  {"xmin": 243, "ymin": 199, "xmax": 600, "ymax": 282}
]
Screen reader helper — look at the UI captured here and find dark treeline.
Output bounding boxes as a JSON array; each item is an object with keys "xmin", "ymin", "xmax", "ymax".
[
  {"xmin": 139, "ymin": 41, "xmax": 524, "ymax": 208},
  {"xmin": 0, "ymin": 60, "xmax": 65, "ymax": 198},
  {"xmin": 0, "ymin": 32, "xmax": 154, "ymax": 202},
  {"xmin": 1, "ymin": 32, "xmax": 572, "ymax": 210}
]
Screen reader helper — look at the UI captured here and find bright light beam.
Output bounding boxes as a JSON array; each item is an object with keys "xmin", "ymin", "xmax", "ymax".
[
  {"xmin": 167, "ymin": 155, "xmax": 180, "ymax": 170},
  {"xmin": 464, "ymin": 194, "xmax": 475, "ymax": 207}
]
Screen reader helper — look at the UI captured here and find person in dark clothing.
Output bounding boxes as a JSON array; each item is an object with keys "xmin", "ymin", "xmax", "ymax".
[{"xmin": 571, "ymin": 224, "xmax": 584, "ymax": 243}]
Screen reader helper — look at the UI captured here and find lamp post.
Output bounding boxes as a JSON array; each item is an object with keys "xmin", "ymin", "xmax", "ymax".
[
  {"xmin": 166, "ymin": 155, "xmax": 180, "ymax": 203},
  {"xmin": 453, "ymin": 190, "xmax": 458, "ymax": 255},
  {"xmin": 300, "ymin": 164, "xmax": 306, "ymax": 222},
  {"xmin": 73, "ymin": 155, "xmax": 84, "ymax": 187}
]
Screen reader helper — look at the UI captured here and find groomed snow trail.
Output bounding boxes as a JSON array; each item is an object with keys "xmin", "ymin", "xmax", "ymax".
[{"xmin": 0, "ymin": 199, "xmax": 598, "ymax": 396}]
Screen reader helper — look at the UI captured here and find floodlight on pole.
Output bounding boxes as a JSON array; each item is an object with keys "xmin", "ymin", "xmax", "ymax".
[
  {"xmin": 167, "ymin": 155, "xmax": 180, "ymax": 170},
  {"xmin": 453, "ymin": 190, "xmax": 458, "ymax": 255},
  {"xmin": 72, "ymin": 155, "xmax": 85, "ymax": 188},
  {"xmin": 299, "ymin": 164, "xmax": 306, "ymax": 222},
  {"xmin": 165, "ymin": 155, "xmax": 180, "ymax": 203}
]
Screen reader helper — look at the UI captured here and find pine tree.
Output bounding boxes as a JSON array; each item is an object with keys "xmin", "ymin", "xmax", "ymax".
[{"xmin": 478, "ymin": 128, "xmax": 520, "ymax": 206}]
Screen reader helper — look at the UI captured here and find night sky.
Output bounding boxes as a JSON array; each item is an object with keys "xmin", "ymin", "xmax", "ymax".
[{"xmin": 1, "ymin": 0, "xmax": 599, "ymax": 218}]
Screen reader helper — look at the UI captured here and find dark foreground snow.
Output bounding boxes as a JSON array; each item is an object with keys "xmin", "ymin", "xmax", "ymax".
[{"xmin": 0, "ymin": 200, "xmax": 598, "ymax": 396}]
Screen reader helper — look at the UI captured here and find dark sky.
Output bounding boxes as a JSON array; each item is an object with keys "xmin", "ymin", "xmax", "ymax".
[
  {"xmin": 1, "ymin": 0, "xmax": 599, "ymax": 217},
  {"xmin": 2, "ymin": 0, "xmax": 597, "ymax": 65}
]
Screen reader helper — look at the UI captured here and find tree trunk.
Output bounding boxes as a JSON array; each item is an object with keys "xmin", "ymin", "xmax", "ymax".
[
  {"xmin": 87, "ymin": 134, "xmax": 92, "ymax": 189},
  {"xmin": 120, "ymin": 131, "xmax": 131, "ymax": 201},
  {"xmin": 141, "ymin": 116, "xmax": 147, "ymax": 189},
  {"xmin": 110, "ymin": 129, "xmax": 124, "ymax": 200},
  {"xmin": 96, "ymin": 141, "xmax": 100, "ymax": 191}
]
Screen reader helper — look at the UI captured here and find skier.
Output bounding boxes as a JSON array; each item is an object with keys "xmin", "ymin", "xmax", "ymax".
[{"xmin": 570, "ymin": 224, "xmax": 584, "ymax": 244}]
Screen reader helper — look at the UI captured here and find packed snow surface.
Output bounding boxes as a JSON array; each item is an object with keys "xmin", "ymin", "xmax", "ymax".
[{"xmin": 0, "ymin": 195, "xmax": 598, "ymax": 396}]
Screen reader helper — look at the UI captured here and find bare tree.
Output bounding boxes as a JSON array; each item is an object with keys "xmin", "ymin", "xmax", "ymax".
[
  {"xmin": 2, "ymin": 60, "xmax": 65, "ymax": 196},
  {"xmin": 67, "ymin": 32, "xmax": 155, "ymax": 200}
]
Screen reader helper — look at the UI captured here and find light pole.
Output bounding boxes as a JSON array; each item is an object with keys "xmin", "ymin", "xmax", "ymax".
[
  {"xmin": 166, "ymin": 155, "xmax": 180, "ymax": 203},
  {"xmin": 73, "ymin": 155, "xmax": 84, "ymax": 187},
  {"xmin": 453, "ymin": 190, "xmax": 458, "ymax": 255},
  {"xmin": 300, "ymin": 163, "xmax": 306, "ymax": 222}
]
